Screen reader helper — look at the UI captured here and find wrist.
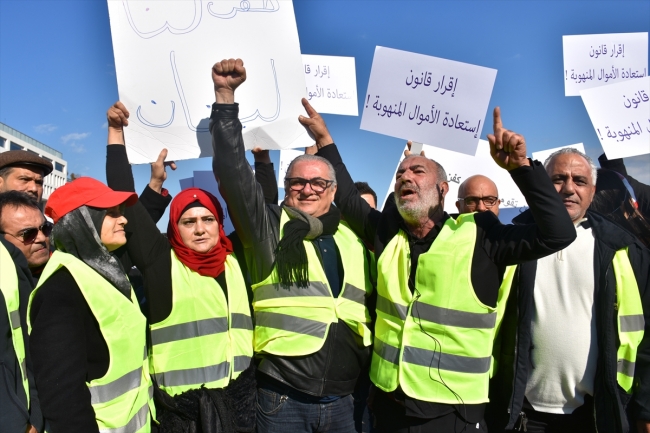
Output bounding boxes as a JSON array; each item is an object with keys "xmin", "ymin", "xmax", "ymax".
[
  {"xmin": 316, "ymin": 136, "xmax": 334, "ymax": 149},
  {"xmin": 107, "ymin": 128, "xmax": 125, "ymax": 145},
  {"xmin": 148, "ymin": 180, "xmax": 163, "ymax": 194},
  {"xmin": 214, "ymin": 89, "xmax": 235, "ymax": 104}
]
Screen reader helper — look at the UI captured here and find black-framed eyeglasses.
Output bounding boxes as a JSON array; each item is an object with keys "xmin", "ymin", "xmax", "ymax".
[
  {"xmin": 0, "ymin": 221, "xmax": 53, "ymax": 244},
  {"xmin": 457, "ymin": 196, "xmax": 499, "ymax": 207},
  {"xmin": 285, "ymin": 177, "xmax": 334, "ymax": 193}
]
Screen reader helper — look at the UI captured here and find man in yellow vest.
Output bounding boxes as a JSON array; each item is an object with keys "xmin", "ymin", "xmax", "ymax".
[
  {"xmin": 487, "ymin": 148, "xmax": 650, "ymax": 433},
  {"xmin": 0, "ymin": 237, "xmax": 43, "ymax": 433},
  {"xmin": 315, "ymin": 107, "xmax": 576, "ymax": 431},
  {"xmin": 211, "ymin": 58, "xmax": 375, "ymax": 432}
]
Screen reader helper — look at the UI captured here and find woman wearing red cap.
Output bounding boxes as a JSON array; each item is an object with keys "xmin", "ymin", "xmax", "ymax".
[
  {"xmin": 104, "ymin": 102, "xmax": 255, "ymax": 432},
  {"xmin": 27, "ymin": 177, "xmax": 156, "ymax": 433}
]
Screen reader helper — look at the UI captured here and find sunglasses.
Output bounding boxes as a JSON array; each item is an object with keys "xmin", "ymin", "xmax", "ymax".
[{"xmin": 1, "ymin": 221, "xmax": 54, "ymax": 244}]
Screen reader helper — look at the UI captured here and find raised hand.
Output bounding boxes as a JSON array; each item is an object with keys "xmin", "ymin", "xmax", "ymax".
[
  {"xmin": 298, "ymin": 98, "xmax": 333, "ymax": 149},
  {"xmin": 252, "ymin": 147, "xmax": 271, "ymax": 164},
  {"xmin": 212, "ymin": 58, "xmax": 246, "ymax": 104},
  {"xmin": 404, "ymin": 140, "xmax": 426, "ymax": 157},
  {"xmin": 486, "ymin": 107, "xmax": 530, "ymax": 171},
  {"xmin": 149, "ymin": 148, "xmax": 177, "ymax": 194},
  {"xmin": 107, "ymin": 101, "xmax": 129, "ymax": 145}
]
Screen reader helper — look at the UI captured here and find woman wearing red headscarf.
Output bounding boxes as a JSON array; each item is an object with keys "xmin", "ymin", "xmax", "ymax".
[{"xmin": 104, "ymin": 102, "xmax": 255, "ymax": 433}]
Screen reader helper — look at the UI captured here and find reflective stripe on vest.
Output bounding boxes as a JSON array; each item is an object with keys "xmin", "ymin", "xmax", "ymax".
[
  {"xmin": 149, "ymin": 252, "xmax": 254, "ymax": 396},
  {"xmin": 251, "ymin": 209, "xmax": 374, "ymax": 357},
  {"xmin": 613, "ymin": 247, "xmax": 644, "ymax": 393},
  {"xmin": 0, "ymin": 242, "xmax": 29, "ymax": 407},
  {"xmin": 28, "ymin": 252, "xmax": 154, "ymax": 433},
  {"xmin": 371, "ymin": 214, "xmax": 516, "ymax": 404}
]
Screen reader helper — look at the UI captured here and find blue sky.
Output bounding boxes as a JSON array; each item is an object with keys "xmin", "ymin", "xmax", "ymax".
[{"xmin": 1, "ymin": 0, "xmax": 649, "ymax": 227}]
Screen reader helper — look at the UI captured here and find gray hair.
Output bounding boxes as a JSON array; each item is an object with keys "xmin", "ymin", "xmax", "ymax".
[
  {"xmin": 285, "ymin": 154, "xmax": 337, "ymax": 187},
  {"xmin": 543, "ymin": 148, "xmax": 597, "ymax": 185},
  {"xmin": 402, "ymin": 154, "xmax": 448, "ymax": 183}
]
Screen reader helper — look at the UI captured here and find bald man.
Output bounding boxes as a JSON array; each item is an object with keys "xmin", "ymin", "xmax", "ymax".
[{"xmin": 456, "ymin": 174, "xmax": 500, "ymax": 216}]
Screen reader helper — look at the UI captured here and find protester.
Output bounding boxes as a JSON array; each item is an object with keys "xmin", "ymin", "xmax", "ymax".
[
  {"xmin": 0, "ymin": 151, "xmax": 52, "ymax": 203},
  {"xmin": 315, "ymin": 105, "xmax": 575, "ymax": 432},
  {"xmin": 456, "ymin": 175, "xmax": 501, "ymax": 216},
  {"xmin": 488, "ymin": 148, "xmax": 650, "ymax": 433},
  {"xmin": 211, "ymin": 58, "xmax": 375, "ymax": 432},
  {"xmin": 598, "ymin": 153, "xmax": 650, "ymax": 220},
  {"xmin": 356, "ymin": 182, "xmax": 378, "ymax": 210},
  {"xmin": 105, "ymin": 101, "xmax": 256, "ymax": 432},
  {"xmin": 28, "ymin": 177, "xmax": 155, "ymax": 432},
  {"xmin": 0, "ymin": 191, "xmax": 52, "ymax": 279},
  {"xmin": 1, "ymin": 237, "xmax": 42, "ymax": 433}
]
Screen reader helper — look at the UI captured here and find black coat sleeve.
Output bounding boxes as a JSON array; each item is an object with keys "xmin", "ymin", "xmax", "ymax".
[
  {"xmin": 105, "ymin": 144, "xmax": 174, "ymax": 324},
  {"xmin": 29, "ymin": 269, "xmax": 105, "ymax": 433},
  {"xmin": 255, "ymin": 161, "xmax": 278, "ymax": 205},
  {"xmin": 476, "ymin": 160, "xmax": 577, "ymax": 266},
  {"xmin": 139, "ymin": 185, "xmax": 173, "ymax": 224},
  {"xmin": 317, "ymin": 144, "xmax": 382, "ymax": 247}
]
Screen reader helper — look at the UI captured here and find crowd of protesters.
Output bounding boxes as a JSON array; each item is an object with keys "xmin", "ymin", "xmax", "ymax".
[{"xmin": 1, "ymin": 58, "xmax": 650, "ymax": 433}]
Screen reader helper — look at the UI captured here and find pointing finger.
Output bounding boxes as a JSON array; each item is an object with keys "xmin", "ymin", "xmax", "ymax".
[{"xmin": 493, "ymin": 107, "xmax": 503, "ymax": 133}]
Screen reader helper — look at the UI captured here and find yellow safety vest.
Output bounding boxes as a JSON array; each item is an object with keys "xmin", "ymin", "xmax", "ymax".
[
  {"xmin": 0, "ymin": 242, "xmax": 29, "ymax": 407},
  {"xmin": 251, "ymin": 209, "xmax": 374, "ymax": 356},
  {"xmin": 28, "ymin": 252, "xmax": 155, "ymax": 433},
  {"xmin": 371, "ymin": 214, "xmax": 516, "ymax": 404},
  {"xmin": 149, "ymin": 252, "xmax": 254, "ymax": 396},
  {"xmin": 613, "ymin": 247, "xmax": 644, "ymax": 393}
]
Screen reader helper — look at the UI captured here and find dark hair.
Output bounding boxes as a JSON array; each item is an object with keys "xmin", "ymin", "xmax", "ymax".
[
  {"xmin": 0, "ymin": 166, "xmax": 14, "ymax": 179},
  {"xmin": 355, "ymin": 181, "xmax": 377, "ymax": 206},
  {"xmin": 0, "ymin": 190, "xmax": 41, "ymax": 230},
  {"xmin": 591, "ymin": 169, "xmax": 650, "ymax": 247}
]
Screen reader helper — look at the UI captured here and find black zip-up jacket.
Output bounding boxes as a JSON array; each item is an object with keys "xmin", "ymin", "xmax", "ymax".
[
  {"xmin": 316, "ymin": 143, "xmax": 577, "ymax": 421},
  {"xmin": 210, "ymin": 103, "xmax": 371, "ymax": 397},
  {"xmin": 486, "ymin": 210, "xmax": 650, "ymax": 433}
]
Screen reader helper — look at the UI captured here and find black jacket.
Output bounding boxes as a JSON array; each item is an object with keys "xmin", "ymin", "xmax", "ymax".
[
  {"xmin": 317, "ymin": 144, "xmax": 577, "ymax": 420},
  {"xmin": 210, "ymin": 103, "xmax": 371, "ymax": 397},
  {"xmin": 0, "ymin": 238, "xmax": 43, "ymax": 432},
  {"xmin": 487, "ymin": 210, "xmax": 650, "ymax": 433}
]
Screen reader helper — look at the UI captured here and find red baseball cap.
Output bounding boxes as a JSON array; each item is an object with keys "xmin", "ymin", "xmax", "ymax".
[{"xmin": 45, "ymin": 177, "xmax": 138, "ymax": 224}]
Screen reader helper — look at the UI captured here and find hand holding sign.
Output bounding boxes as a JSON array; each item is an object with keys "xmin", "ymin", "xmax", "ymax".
[
  {"xmin": 487, "ymin": 107, "xmax": 530, "ymax": 171},
  {"xmin": 298, "ymin": 98, "xmax": 334, "ymax": 149},
  {"xmin": 149, "ymin": 148, "xmax": 177, "ymax": 194},
  {"xmin": 212, "ymin": 58, "xmax": 247, "ymax": 104}
]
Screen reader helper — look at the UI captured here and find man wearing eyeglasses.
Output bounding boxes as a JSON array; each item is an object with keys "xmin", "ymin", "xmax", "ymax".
[
  {"xmin": 0, "ymin": 191, "xmax": 52, "ymax": 280},
  {"xmin": 211, "ymin": 59, "xmax": 375, "ymax": 432},
  {"xmin": 456, "ymin": 175, "xmax": 500, "ymax": 217}
]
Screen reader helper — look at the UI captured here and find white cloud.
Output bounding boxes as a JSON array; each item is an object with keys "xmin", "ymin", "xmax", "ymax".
[
  {"xmin": 61, "ymin": 132, "xmax": 91, "ymax": 143},
  {"xmin": 101, "ymin": 121, "xmax": 108, "ymax": 129},
  {"xmin": 35, "ymin": 123, "xmax": 58, "ymax": 133},
  {"xmin": 68, "ymin": 142, "xmax": 86, "ymax": 153}
]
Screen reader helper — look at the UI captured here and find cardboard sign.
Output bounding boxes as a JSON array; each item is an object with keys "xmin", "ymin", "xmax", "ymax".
[
  {"xmin": 580, "ymin": 76, "xmax": 650, "ymax": 159},
  {"xmin": 563, "ymin": 32, "xmax": 648, "ymax": 96},
  {"xmin": 303, "ymin": 55, "xmax": 358, "ymax": 116},
  {"xmin": 277, "ymin": 148, "xmax": 304, "ymax": 185},
  {"xmin": 108, "ymin": 0, "xmax": 312, "ymax": 163},
  {"xmin": 360, "ymin": 46, "xmax": 497, "ymax": 156}
]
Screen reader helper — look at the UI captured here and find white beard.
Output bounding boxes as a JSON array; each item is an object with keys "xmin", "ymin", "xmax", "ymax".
[{"xmin": 394, "ymin": 184, "xmax": 440, "ymax": 225}]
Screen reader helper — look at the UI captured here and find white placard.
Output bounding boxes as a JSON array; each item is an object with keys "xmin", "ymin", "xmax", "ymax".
[
  {"xmin": 360, "ymin": 46, "xmax": 497, "ymax": 156},
  {"xmin": 381, "ymin": 140, "xmax": 527, "ymax": 213},
  {"xmin": 278, "ymin": 148, "xmax": 304, "ymax": 184},
  {"xmin": 302, "ymin": 55, "xmax": 358, "ymax": 116},
  {"xmin": 580, "ymin": 77, "xmax": 650, "ymax": 159},
  {"xmin": 563, "ymin": 32, "xmax": 648, "ymax": 97},
  {"xmin": 107, "ymin": 0, "xmax": 311, "ymax": 164},
  {"xmin": 192, "ymin": 171, "xmax": 234, "ymax": 235},
  {"xmin": 532, "ymin": 143, "xmax": 586, "ymax": 165}
]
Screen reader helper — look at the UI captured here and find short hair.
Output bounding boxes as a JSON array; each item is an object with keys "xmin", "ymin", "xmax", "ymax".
[
  {"xmin": 285, "ymin": 154, "xmax": 337, "ymax": 186},
  {"xmin": 543, "ymin": 148, "xmax": 597, "ymax": 185},
  {"xmin": 355, "ymin": 181, "xmax": 377, "ymax": 205},
  {"xmin": 0, "ymin": 166, "xmax": 14, "ymax": 179},
  {"xmin": 402, "ymin": 154, "xmax": 448, "ymax": 184},
  {"xmin": 0, "ymin": 190, "xmax": 41, "ymax": 230}
]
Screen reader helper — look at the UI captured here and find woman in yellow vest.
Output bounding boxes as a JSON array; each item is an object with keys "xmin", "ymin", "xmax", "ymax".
[
  {"xmin": 28, "ymin": 177, "xmax": 155, "ymax": 433},
  {"xmin": 104, "ymin": 101, "xmax": 255, "ymax": 432}
]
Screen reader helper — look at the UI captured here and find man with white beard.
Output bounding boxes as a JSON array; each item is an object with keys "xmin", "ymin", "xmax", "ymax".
[{"xmin": 316, "ymin": 108, "xmax": 576, "ymax": 432}]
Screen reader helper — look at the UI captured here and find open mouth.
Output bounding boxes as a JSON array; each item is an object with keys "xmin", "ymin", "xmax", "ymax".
[{"xmin": 400, "ymin": 188, "xmax": 416, "ymax": 198}]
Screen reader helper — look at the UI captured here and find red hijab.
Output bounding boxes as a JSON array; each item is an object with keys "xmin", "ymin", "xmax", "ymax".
[{"xmin": 167, "ymin": 188, "xmax": 233, "ymax": 278}]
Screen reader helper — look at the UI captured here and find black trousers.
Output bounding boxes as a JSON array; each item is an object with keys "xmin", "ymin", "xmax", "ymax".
[{"xmin": 508, "ymin": 397, "xmax": 596, "ymax": 433}]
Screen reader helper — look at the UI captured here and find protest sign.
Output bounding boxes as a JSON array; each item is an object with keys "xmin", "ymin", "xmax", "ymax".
[
  {"xmin": 278, "ymin": 148, "xmax": 304, "ymax": 185},
  {"xmin": 302, "ymin": 55, "xmax": 358, "ymax": 116},
  {"xmin": 381, "ymin": 140, "xmax": 527, "ymax": 213},
  {"xmin": 563, "ymin": 32, "xmax": 648, "ymax": 97},
  {"xmin": 360, "ymin": 46, "xmax": 497, "ymax": 156},
  {"xmin": 532, "ymin": 143, "xmax": 586, "ymax": 165},
  {"xmin": 580, "ymin": 76, "xmax": 650, "ymax": 159},
  {"xmin": 108, "ymin": 0, "xmax": 311, "ymax": 164}
]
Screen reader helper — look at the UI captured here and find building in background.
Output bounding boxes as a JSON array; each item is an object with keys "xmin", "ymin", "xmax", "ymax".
[{"xmin": 0, "ymin": 122, "xmax": 67, "ymax": 206}]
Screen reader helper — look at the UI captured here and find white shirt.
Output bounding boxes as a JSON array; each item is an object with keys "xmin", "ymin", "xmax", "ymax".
[{"xmin": 525, "ymin": 220, "xmax": 597, "ymax": 414}]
